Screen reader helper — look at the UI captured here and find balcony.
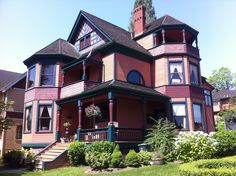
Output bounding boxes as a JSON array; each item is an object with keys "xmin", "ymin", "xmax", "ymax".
[
  {"xmin": 60, "ymin": 80, "xmax": 98, "ymax": 99},
  {"xmin": 149, "ymin": 43, "xmax": 199, "ymax": 58}
]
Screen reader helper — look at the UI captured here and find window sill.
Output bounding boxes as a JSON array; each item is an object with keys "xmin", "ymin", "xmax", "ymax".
[
  {"xmin": 35, "ymin": 131, "xmax": 53, "ymax": 134},
  {"xmin": 23, "ymin": 131, "xmax": 31, "ymax": 134}
]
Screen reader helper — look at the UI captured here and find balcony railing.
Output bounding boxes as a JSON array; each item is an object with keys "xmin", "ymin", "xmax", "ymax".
[
  {"xmin": 149, "ymin": 43, "xmax": 199, "ymax": 58},
  {"xmin": 60, "ymin": 80, "xmax": 98, "ymax": 99},
  {"xmin": 79, "ymin": 127, "xmax": 145, "ymax": 143}
]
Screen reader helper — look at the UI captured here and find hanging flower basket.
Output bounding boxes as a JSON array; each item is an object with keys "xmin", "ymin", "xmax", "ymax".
[
  {"xmin": 85, "ymin": 104, "xmax": 101, "ymax": 118},
  {"xmin": 63, "ymin": 121, "xmax": 71, "ymax": 128}
]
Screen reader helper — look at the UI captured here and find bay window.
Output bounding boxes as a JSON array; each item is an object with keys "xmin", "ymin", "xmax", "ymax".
[
  {"xmin": 27, "ymin": 66, "xmax": 36, "ymax": 89},
  {"xmin": 172, "ymin": 103, "xmax": 187, "ymax": 129},
  {"xmin": 193, "ymin": 103, "xmax": 204, "ymax": 130},
  {"xmin": 37, "ymin": 104, "xmax": 53, "ymax": 131},
  {"xmin": 169, "ymin": 62, "xmax": 184, "ymax": 84},
  {"xmin": 190, "ymin": 64, "xmax": 199, "ymax": 85},
  {"xmin": 24, "ymin": 106, "xmax": 32, "ymax": 132},
  {"xmin": 40, "ymin": 65, "xmax": 55, "ymax": 86}
]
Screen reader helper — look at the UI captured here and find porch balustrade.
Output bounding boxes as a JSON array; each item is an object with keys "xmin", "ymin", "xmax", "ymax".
[
  {"xmin": 79, "ymin": 127, "xmax": 145, "ymax": 142},
  {"xmin": 60, "ymin": 80, "xmax": 98, "ymax": 99}
]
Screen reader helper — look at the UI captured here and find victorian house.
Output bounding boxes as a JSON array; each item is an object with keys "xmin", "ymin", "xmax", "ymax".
[{"xmin": 22, "ymin": 6, "xmax": 215, "ymax": 169}]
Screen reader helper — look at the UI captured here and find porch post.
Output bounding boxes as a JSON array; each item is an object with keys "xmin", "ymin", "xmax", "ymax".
[
  {"xmin": 77, "ymin": 100, "xmax": 82, "ymax": 141},
  {"xmin": 108, "ymin": 91, "xmax": 115, "ymax": 142},
  {"xmin": 143, "ymin": 97, "xmax": 147, "ymax": 139},
  {"xmin": 161, "ymin": 29, "xmax": 166, "ymax": 44},
  {"xmin": 182, "ymin": 29, "xmax": 186, "ymax": 43},
  {"xmin": 82, "ymin": 60, "xmax": 87, "ymax": 81},
  {"xmin": 56, "ymin": 105, "xmax": 61, "ymax": 142}
]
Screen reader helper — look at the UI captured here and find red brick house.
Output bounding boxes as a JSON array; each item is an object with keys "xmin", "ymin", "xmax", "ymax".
[
  {"xmin": 0, "ymin": 69, "xmax": 26, "ymax": 155},
  {"xmin": 22, "ymin": 7, "xmax": 215, "ymax": 152}
]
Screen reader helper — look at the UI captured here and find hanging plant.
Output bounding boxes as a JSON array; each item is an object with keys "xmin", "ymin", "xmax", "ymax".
[
  {"xmin": 85, "ymin": 104, "xmax": 102, "ymax": 118},
  {"xmin": 63, "ymin": 121, "xmax": 71, "ymax": 128}
]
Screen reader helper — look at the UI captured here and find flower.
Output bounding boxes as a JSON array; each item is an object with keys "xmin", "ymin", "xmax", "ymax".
[
  {"xmin": 63, "ymin": 121, "xmax": 71, "ymax": 128},
  {"xmin": 85, "ymin": 104, "xmax": 102, "ymax": 118}
]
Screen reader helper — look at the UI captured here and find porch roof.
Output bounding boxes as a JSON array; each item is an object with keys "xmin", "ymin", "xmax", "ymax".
[{"xmin": 57, "ymin": 80, "xmax": 170, "ymax": 104}]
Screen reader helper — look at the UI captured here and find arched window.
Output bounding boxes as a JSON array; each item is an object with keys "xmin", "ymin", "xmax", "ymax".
[{"xmin": 127, "ymin": 70, "xmax": 145, "ymax": 85}]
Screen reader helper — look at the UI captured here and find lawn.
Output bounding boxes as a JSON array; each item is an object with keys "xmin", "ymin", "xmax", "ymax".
[{"xmin": 0, "ymin": 164, "xmax": 180, "ymax": 176}]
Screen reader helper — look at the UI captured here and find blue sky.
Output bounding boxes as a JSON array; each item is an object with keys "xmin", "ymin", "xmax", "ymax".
[{"xmin": 0, "ymin": 0, "xmax": 236, "ymax": 77}]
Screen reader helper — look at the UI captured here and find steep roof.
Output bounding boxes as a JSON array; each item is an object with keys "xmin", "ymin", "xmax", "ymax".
[
  {"xmin": 0, "ymin": 69, "xmax": 22, "ymax": 92},
  {"xmin": 69, "ymin": 11, "xmax": 151, "ymax": 56},
  {"xmin": 213, "ymin": 90, "xmax": 236, "ymax": 101},
  {"xmin": 23, "ymin": 38, "xmax": 80, "ymax": 66}
]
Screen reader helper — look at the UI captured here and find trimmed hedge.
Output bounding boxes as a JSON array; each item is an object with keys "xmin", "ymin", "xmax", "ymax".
[
  {"xmin": 180, "ymin": 156, "xmax": 236, "ymax": 176},
  {"xmin": 68, "ymin": 141, "xmax": 86, "ymax": 166}
]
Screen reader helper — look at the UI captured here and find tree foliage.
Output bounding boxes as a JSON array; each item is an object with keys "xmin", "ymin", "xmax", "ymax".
[
  {"xmin": 0, "ymin": 101, "xmax": 14, "ymax": 131},
  {"xmin": 208, "ymin": 67, "xmax": 236, "ymax": 91},
  {"xmin": 128, "ymin": 0, "xmax": 156, "ymax": 32}
]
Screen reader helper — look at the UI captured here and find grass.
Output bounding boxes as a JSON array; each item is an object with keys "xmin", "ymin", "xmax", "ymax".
[{"xmin": 0, "ymin": 164, "xmax": 180, "ymax": 176}]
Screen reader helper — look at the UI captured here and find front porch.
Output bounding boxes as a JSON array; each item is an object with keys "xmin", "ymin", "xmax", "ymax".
[{"xmin": 56, "ymin": 80, "xmax": 171, "ymax": 144}]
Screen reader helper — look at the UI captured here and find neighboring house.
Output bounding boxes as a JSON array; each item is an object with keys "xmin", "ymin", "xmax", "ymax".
[
  {"xmin": 0, "ymin": 69, "xmax": 26, "ymax": 156},
  {"xmin": 212, "ymin": 89, "xmax": 236, "ymax": 114},
  {"xmin": 22, "ymin": 6, "xmax": 215, "ymax": 151}
]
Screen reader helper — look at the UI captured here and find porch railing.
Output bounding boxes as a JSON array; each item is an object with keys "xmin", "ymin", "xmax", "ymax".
[
  {"xmin": 79, "ymin": 127, "xmax": 145, "ymax": 142},
  {"xmin": 80, "ymin": 128, "xmax": 108, "ymax": 142}
]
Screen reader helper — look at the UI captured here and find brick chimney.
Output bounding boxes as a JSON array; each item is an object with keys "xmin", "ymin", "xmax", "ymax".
[{"xmin": 134, "ymin": 5, "xmax": 146, "ymax": 37}]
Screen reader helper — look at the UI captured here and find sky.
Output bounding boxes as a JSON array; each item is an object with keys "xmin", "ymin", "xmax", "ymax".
[{"xmin": 0, "ymin": 0, "xmax": 236, "ymax": 77}]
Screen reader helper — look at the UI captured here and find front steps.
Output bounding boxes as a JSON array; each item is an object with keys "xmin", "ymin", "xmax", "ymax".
[{"xmin": 34, "ymin": 142, "xmax": 70, "ymax": 170}]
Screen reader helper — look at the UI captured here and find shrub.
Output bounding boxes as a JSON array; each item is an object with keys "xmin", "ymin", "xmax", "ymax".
[
  {"xmin": 125, "ymin": 150, "xmax": 140, "ymax": 167},
  {"xmin": 180, "ymin": 156, "xmax": 236, "ymax": 176},
  {"xmin": 213, "ymin": 130, "xmax": 236, "ymax": 157},
  {"xmin": 85, "ymin": 141, "xmax": 113, "ymax": 169},
  {"xmin": 68, "ymin": 141, "xmax": 86, "ymax": 166},
  {"xmin": 3, "ymin": 150, "xmax": 22, "ymax": 168},
  {"xmin": 145, "ymin": 118, "xmax": 177, "ymax": 156},
  {"xmin": 218, "ymin": 108, "xmax": 236, "ymax": 122},
  {"xmin": 110, "ymin": 145, "xmax": 123, "ymax": 168},
  {"xmin": 174, "ymin": 131, "xmax": 217, "ymax": 162},
  {"xmin": 138, "ymin": 151, "xmax": 151, "ymax": 165}
]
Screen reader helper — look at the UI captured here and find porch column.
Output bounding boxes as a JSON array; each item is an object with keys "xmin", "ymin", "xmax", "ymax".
[
  {"xmin": 77, "ymin": 100, "xmax": 82, "ymax": 141},
  {"xmin": 108, "ymin": 92, "xmax": 115, "ymax": 142},
  {"xmin": 56, "ymin": 105, "xmax": 61, "ymax": 142},
  {"xmin": 161, "ymin": 29, "xmax": 166, "ymax": 44},
  {"xmin": 82, "ymin": 60, "xmax": 87, "ymax": 81},
  {"xmin": 182, "ymin": 29, "xmax": 186, "ymax": 43}
]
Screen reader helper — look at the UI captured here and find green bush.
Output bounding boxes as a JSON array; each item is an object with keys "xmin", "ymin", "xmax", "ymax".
[
  {"xmin": 85, "ymin": 141, "xmax": 113, "ymax": 169},
  {"xmin": 180, "ymin": 156, "xmax": 236, "ymax": 176},
  {"xmin": 68, "ymin": 141, "xmax": 86, "ymax": 166},
  {"xmin": 145, "ymin": 118, "xmax": 177, "ymax": 156},
  {"xmin": 174, "ymin": 131, "xmax": 217, "ymax": 162},
  {"xmin": 213, "ymin": 130, "xmax": 236, "ymax": 157},
  {"xmin": 218, "ymin": 108, "xmax": 236, "ymax": 122},
  {"xmin": 138, "ymin": 151, "xmax": 151, "ymax": 165},
  {"xmin": 125, "ymin": 150, "xmax": 140, "ymax": 167},
  {"xmin": 3, "ymin": 150, "xmax": 22, "ymax": 168},
  {"xmin": 110, "ymin": 145, "xmax": 123, "ymax": 168}
]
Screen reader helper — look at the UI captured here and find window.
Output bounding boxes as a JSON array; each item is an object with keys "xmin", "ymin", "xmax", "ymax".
[
  {"xmin": 172, "ymin": 103, "xmax": 187, "ymax": 129},
  {"xmin": 127, "ymin": 70, "xmax": 145, "ymax": 85},
  {"xmin": 79, "ymin": 35, "xmax": 91, "ymax": 50},
  {"xmin": 169, "ymin": 62, "xmax": 184, "ymax": 84},
  {"xmin": 38, "ymin": 105, "xmax": 53, "ymax": 131},
  {"xmin": 204, "ymin": 90, "xmax": 212, "ymax": 106},
  {"xmin": 24, "ymin": 106, "xmax": 32, "ymax": 132},
  {"xmin": 16, "ymin": 125, "xmax": 22, "ymax": 139},
  {"xmin": 193, "ymin": 104, "xmax": 204, "ymax": 130},
  {"xmin": 190, "ymin": 64, "xmax": 199, "ymax": 85},
  {"xmin": 27, "ymin": 67, "xmax": 36, "ymax": 89},
  {"xmin": 40, "ymin": 65, "xmax": 55, "ymax": 86},
  {"xmin": 95, "ymin": 104, "xmax": 109, "ymax": 122}
]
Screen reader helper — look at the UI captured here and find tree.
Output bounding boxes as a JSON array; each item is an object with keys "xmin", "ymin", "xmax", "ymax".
[
  {"xmin": 128, "ymin": 0, "xmax": 157, "ymax": 32},
  {"xmin": 208, "ymin": 67, "xmax": 236, "ymax": 91},
  {"xmin": 0, "ymin": 101, "xmax": 13, "ymax": 131}
]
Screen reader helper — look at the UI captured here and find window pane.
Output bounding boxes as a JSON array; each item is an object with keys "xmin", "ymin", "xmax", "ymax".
[
  {"xmin": 193, "ymin": 104, "xmax": 203, "ymax": 130},
  {"xmin": 127, "ymin": 71, "xmax": 144, "ymax": 85},
  {"xmin": 40, "ymin": 65, "xmax": 55, "ymax": 86},
  {"xmin": 16, "ymin": 125, "xmax": 22, "ymax": 139},
  {"xmin": 38, "ymin": 105, "xmax": 52, "ymax": 131},
  {"xmin": 28, "ymin": 67, "xmax": 36, "ymax": 88},
  {"xmin": 42, "ymin": 65, "xmax": 54, "ymax": 75},
  {"xmin": 190, "ymin": 64, "xmax": 199, "ymax": 85},
  {"xmin": 25, "ymin": 107, "xmax": 32, "ymax": 132},
  {"xmin": 170, "ymin": 62, "xmax": 183, "ymax": 84},
  {"xmin": 173, "ymin": 104, "xmax": 186, "ymax": 116}
]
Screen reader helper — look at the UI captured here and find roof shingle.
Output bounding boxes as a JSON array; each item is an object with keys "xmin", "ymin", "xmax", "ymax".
[
  {"xmin": 0, "ymin": 69, "xmax": 22, "ymax": 92},
  {"xmin": 213, "ymin": 90, "xmax": 236, "ymax": 101}
]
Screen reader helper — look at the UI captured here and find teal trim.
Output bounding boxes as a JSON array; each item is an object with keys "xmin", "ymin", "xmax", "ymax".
[
  {"xmin": 77, "ymin": 100, "xmax": 82, "ymax": 107},
  {"xmin": 108, "ymin": 125, "xmax": 115, "ymax": 142},
  {"xmin": 77, "ymin": 128, "xmax": 81, "ymax": 141},
  {"xmin": 22, "ymin": 143, "xmax": 50, "ymax": 148},
  {"xmin": 108, "ymin": 91, "xmax": 114, "ymax": 100},
  {"xmin": 56, "ymin": 130, "xmax": 60, "ymax": 142}
]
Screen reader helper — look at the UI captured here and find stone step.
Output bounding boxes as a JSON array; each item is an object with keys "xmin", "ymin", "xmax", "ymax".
[
  {"xmin": 40, "ymin": 154, "xmax": 56, "ymax": 159},
  {"xmin": 51, "ymin": 146, "xmax": 67, "ymax": 150},
  {"xmin": 48, "ymin": 149, "xmax": 64, "ymax": 153},
  {"xmin": 44, "ymin": 151, "xmax": 60, "ymax": 156}
]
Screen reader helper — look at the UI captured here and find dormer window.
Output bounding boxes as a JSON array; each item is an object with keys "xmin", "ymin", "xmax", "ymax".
[{"xmin": 79, "ymin": 34, "xmax": 91, "ymax": 50}]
